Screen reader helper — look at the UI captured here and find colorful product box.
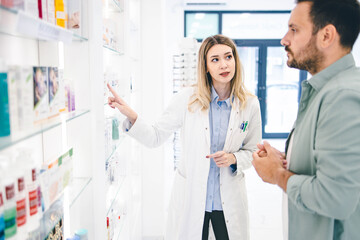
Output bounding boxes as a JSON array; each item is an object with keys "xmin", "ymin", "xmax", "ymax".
[
  {"xmin": 39, "ymin": 148, "xmax": 73, "ymax": 212},
  {"xmin": 54, "ymin": 0, "xmax": 67, "ymax": 28},
  {"xmin": 33, "ymin": 66, "xmax": 49, "ymax": 122}
]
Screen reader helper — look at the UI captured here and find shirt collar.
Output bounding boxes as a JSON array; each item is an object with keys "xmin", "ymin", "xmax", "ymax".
[
  {"xmin": 307, "ymin": 53, "xmax": 355, "ymax": 92},
  {"xmin": 211, "ymin": 86, "xmax": 231, "ymax": 107}
]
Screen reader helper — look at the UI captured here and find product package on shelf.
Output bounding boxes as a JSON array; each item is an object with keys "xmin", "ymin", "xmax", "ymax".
[
  {"xmin": 0, "ymin": 189, "xmax": 4, "ymax": 240},
  {"xmin": 0, "ymin": 0, "xmax": 24, "ymax": 10},
  {"xmin": 0, "ymin": 62, "xmax": 10, "ymax": 137},
  {"xmin": 18, "ymin": 66, "xmax": 34, "ymax": 132},
  {"xmin": 33, "ymin": 66, "xmax": 49, "ymax": 123},
  {"xmin": 39, "ymin": 148, "xmax": 73, "ymax": 213},
  {"xmin": 5, "ymin": 65, "xmax": 35, "ymax": 137},
  {"xmin": 67, "ymin": 0, "xmax": 81, "ymax": 35},
  {"xmin": 0, "ymin": 156, "xmax": 17, "ymax": 239},
  {"xmin": 103, "ymin": 18, "xmax": 117, "ymax": 50},
  {"xmin": 54, "ymin": 0, "xmax": 67, "ymax": 28},
  {"xmin": 41, "ymin": 197, "xmax": 63, "ymax": 240},
  {"xmin": 64, "ymin": 79, "xmax": 75, "ymax": 113},
  {"xmin": 24, "ymin": 0, "xmax": 38, "ymax": 18},
  {"xmin": 48, "ymin": 67, "xmax": 62, "ymax": 117},
  {"xmin": 39, "ymin": 0, "xmax": 56, "ymax": 25},
  {"xmin": 7, "ymin": 66, "xmax": 20, "ymax": 136}
]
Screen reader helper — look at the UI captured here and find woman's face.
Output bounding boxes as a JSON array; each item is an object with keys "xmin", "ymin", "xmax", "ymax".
[{"xmin": 206, "ymin": 44, "xmax": 235, "ymax": 87}]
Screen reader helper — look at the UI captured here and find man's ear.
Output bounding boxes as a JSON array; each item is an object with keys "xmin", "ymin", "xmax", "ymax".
[{"xmin": 318, "ymin": 24, "xmax": 337, "ymax": 48}]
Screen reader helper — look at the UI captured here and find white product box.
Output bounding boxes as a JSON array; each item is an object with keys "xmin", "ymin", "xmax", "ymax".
[
  {"xmin": 18, "ymin": 66, "xmax": 34, "ymax": 131},
  {"xmin": 7, "ymin": 66, "xmax": 20, "ymax": 135},
  {"xmin": 24, "ymin": 0, "xmax": 38, "ymax": 18}
]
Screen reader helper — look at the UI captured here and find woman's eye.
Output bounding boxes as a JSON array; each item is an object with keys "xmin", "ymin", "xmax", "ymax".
[
  {"xmin": 226, "ymin": 55, "xmax": 232, "ymax": 60},
  {"xmin": 211, "ymin": 58, "xmax": 218, "ymax": 62},
  {"xmin": 291, "ymin": 28, "xmax": 297, "ymax": 33}
]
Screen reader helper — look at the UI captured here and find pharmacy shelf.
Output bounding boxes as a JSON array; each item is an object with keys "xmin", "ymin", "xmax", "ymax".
[
  {"xmin": 103, "ymin": 44, "xmax": 124, "ymax": 55},
  {"xmin": 105, "ymin": 135, "xmax": 126, "ymax": 164},
  {"xmin": 102, "ymin": 0, "xmax": 124, "ymax": 13},
  {"xmin": 114, "ymin": 215, "xmax": 126, "ymax": 240},
  {"xmin": 0, "ymin": 5, "xmax": 88, "ymax": 43},
  {"xmin": 0, "ymin": 109, "xmax": 90, "ymax": 151},
  {"xmin": 106, "ymin": 176, "xmax": 126, "ymax": 216},
  {"xmin": 69, "ymin": 177, "xmax": 93, "ymax": 208}
]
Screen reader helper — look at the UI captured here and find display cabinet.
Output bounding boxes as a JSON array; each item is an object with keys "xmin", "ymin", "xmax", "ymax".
[{"xmin": 0, "ymin": 0, "xmax": 142, "ymax": 239}]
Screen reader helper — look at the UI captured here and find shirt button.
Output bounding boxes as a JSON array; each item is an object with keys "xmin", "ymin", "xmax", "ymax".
[
  {"xmin": 226, "ymin": 220, "xmax": 229, "ymax": 223},
  {"xmin": 222, "ymin": 202, "xmax": 224, "ymax": 205}
]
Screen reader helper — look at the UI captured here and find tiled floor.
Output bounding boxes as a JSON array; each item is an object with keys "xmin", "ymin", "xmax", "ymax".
[{"xmin": 245, "ymin": 139, "xmax": 286, "ymax": 240}]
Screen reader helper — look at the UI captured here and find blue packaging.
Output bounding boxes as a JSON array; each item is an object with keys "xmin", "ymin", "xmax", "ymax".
[
  {"xmin": 0, "ymin": 72, "xmax": 10, "ymax": 137},
  {"xmin": 0, "ymin": 213, "xmax": 4, "ymax": 240}
]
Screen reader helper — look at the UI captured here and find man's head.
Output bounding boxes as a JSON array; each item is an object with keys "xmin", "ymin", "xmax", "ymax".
[{"xmin": 281, "ymin": 0, "xmax": 360, "ymax": 74}]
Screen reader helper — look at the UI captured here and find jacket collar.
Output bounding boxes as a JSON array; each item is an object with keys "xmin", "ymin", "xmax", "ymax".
[{"xmin": 308, "ymin": 53, "xmax": 355, "ymax": 92}]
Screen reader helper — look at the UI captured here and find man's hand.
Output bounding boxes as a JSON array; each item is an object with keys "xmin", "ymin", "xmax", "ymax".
[
  {"xmin": 252, "ymin": 141, "xmax": 294, "ymax": 191},
  {"xmin": 206, "ymin": 151, "xmax": 236, "ymax": 168},
  {"xmin": 256, "ymin": 143, "xmax": 287, "ymax": 168}
]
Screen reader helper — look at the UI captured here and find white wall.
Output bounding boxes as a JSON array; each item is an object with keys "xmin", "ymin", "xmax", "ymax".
[{"xmin": 140, "ymin": 0, "xmax": 167, "ymax": 238}]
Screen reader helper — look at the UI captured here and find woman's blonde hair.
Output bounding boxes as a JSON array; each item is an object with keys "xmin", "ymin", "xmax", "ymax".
[{"xmin": 188, "ymin": 34, "xmax": 253, "ymax": 112}]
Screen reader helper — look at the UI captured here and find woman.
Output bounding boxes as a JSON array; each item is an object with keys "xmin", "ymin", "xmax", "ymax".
[{"xmin": 107, "ymin": 34, "xmax": 261, "ymax": 240}]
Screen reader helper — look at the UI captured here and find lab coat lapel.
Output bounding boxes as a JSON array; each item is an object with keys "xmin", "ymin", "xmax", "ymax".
[
  {"xmin": 201, "ymin": 108, "xmax": 211, "ymax": 148},
  {"xmin": 224, "ymin": 99, "xmax": 239, "ymax": 150}
]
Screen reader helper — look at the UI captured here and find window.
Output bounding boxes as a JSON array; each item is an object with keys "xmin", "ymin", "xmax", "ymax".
[{"xmin": 185, "ymin": 12, "xmax": 219, "ymax": 39}]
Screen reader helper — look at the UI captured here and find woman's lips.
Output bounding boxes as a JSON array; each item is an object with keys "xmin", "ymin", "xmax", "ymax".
[{"xmin": 220, "ymin": 72, "xmax": 229, "ymax": 77}]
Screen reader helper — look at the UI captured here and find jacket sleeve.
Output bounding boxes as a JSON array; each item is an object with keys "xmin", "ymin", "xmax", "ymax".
[
  {"xmin": 232, "ymin": 97, "xmax": 262, "ymax": 175},
  {"xmin": 287, "ymin": 89, "xmax": 360, "ymax": 220},
  {"xmin": 122, "ymin": 89, "xmax": 190, "ymax": 148}
]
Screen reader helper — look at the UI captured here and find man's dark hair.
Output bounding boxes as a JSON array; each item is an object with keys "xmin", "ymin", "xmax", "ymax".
[{"xmin": 296, "ymin": 0, "xmax": 360, "ymax": 49}]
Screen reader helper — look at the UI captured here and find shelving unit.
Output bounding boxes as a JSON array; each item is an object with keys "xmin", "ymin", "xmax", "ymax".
[
  {"xmin": 0, "ymin": 1, "xmax": 94, "ymax": 239},
  {"xmin": 102, "ymin": 0, "xmax": 142, "ymax": 238},
  {"xmin": 0, "ymin": 0, "xmax": 142, "ymax": 239}
]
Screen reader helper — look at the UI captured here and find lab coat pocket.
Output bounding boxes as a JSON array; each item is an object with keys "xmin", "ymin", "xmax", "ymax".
[{"xmin": 228, "ymin": 128, "xmax": 248, "ymax": 152}]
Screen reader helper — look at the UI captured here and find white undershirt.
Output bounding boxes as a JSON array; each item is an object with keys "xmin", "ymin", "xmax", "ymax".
[{"xmin": 282, "ymin": 134, "xmax": 294, "ymax": 240}]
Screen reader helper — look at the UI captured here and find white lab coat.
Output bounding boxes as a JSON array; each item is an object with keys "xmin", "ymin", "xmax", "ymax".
[{"xmin": 124, "ymin": 87, "xmax": 261, "ymax": 240}]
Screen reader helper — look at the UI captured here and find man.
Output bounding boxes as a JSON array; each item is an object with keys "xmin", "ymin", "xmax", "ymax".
[{"xmin": 252, "ymin": 0, "xmax": 360, "ymax": 239}]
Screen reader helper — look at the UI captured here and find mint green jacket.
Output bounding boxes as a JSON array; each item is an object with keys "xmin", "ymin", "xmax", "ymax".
[{"xmin": 286, "ymin": 54, "xmax": 360, "ymax": 240}]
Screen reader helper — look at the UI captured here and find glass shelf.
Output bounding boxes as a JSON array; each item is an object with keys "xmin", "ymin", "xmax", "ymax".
[
  {"xmin": 106, "ymin": 135, "xmax": 126, "ymax": 163},
  {"xmin": 69, "ymin": 177, "xmax": 92, "ymax": 208},
  {"xmin": 106, "ymin": 176, "xmax": 126, "ymax": 216},
  {"xmin": 0, "ymin": 109, "xmax": 90, "ymax": 150},
  {"xmin": 0, "ymin": 5, "xmax": 88, "ymax": 42},
  {"xmin": 103, "ymin": 44, "xmax": 124, "ymax": 55},
  {"xmin": 103, "ymin": 0, "xmax": 124, "ymax": 13},
  {"xmin": 114, "ymin": 215, "xmax": 126, "ymax": 240},
  {"xmin": 111, "ymin": 0, "xmax": 124, "ymax": 12}
]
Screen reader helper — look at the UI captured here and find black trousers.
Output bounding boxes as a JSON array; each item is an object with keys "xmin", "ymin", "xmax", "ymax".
[{"xmin": 202, "ymin": 211, "xmax": 229, "ymax": 240}]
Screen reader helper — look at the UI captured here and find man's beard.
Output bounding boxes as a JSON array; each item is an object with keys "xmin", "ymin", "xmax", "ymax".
[{"xmin": 285, "ymin": 35, "xmax": 324, "ymax": 74}]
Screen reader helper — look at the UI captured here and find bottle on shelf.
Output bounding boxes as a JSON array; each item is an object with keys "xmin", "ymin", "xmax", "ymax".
[
  {"xmin": 0, "ymin": 186, "xmax": 5, "ymax": 240},
  {"xmin": 0, "ymin": 59, "xmax": 10, "ymax": 137},
  {"xmin": 0, "ymin": 156, "xmax": 17, "ymax": 239},
  {"xmin": 10, "ymin": 153, "xmax": 28, "ymax": 239},
  {"xmin": 17, "ymin": 149, "xmax": 41, "ymax": 238}
]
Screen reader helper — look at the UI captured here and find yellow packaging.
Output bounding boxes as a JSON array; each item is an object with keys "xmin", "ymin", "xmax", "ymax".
[{"xmin": 55, "ymin": 0, "xmax": 67, "ymax": 28}]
